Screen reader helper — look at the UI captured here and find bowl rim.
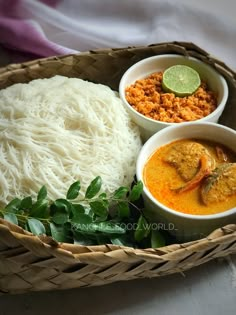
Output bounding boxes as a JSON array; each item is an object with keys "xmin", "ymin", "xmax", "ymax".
[
  {"xmin": 136, "ymin": 121, "xmax": 236, "ymax": 220},
  {"xmin": 119, "ymin": 54, "xmax": 229, "ymax": 126}
]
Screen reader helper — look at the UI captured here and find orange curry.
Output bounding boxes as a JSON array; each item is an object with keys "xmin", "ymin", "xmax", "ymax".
[{"xmin": 143, "ymin": 139, "xmax": 236, "ymax": 215}]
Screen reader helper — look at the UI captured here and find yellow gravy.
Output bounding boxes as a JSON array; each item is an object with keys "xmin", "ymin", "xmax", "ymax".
[{"xmin": 143, "ymin": 139, "xmax": 236, "ymax": 215}]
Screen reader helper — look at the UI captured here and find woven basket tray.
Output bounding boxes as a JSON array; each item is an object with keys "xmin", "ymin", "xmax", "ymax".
[{"xmin": 0, "ymin": 42, "xmax": 236, "ymax": 295}]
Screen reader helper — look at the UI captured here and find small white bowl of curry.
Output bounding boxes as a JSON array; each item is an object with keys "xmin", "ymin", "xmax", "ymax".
[
  {"xmin": 136, "ymin": 122, "xmax": 236, "ymax": 241},
  {"xmin": 119, "ymin": 54, "xmax": 228, "ymax": 141}
]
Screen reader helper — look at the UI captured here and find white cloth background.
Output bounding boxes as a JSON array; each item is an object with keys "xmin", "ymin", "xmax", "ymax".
[{"xmin": 0, "ymin": 0, "xmax": 236, "ymax": 70}]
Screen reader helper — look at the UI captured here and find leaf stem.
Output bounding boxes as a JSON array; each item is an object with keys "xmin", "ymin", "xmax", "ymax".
[{"xmin": 0, "ymin": 209, "xmax": 51, "ymax": 224}]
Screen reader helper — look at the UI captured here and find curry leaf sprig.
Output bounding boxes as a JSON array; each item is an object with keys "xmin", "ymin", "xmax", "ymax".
[{"xmin": 0, "ymin": 177, "xmax": 165, "ymax": 248}]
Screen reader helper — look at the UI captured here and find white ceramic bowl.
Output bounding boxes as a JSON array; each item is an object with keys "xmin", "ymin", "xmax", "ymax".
[
  {"xmin": 136, "ymin": 122, "xmax": 236, "ymax": 242},
  {"xmin": 119, "ymin": 54, "xmax": 229, "ymax": 141}
]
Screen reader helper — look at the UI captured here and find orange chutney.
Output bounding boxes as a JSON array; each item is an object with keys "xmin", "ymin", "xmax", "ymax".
[{"xmin": 143, "ymin": 139, "xmax": 236, "ymax": 215}]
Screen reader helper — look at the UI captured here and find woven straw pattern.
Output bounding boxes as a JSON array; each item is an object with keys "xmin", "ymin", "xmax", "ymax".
[{"xmin": 0, "ymin": 42, "xmax": 236, "ymax": 295}]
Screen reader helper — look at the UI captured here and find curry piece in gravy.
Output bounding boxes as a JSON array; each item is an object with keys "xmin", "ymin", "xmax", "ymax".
[
  {"xmin": 163, "ymin": 141, "xmax": 215, "ymax": 181},
  {"xmin": 201, "ymin": 163, "xmax": 236, "ymax": 205},
  {"xmin": 143, "ymin": 139, "xmax": 236, "ymax": 215}
]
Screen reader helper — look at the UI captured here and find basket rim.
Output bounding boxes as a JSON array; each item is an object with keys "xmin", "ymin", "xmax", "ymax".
[
  {"xmin": 0, "ymin": 41, "xmax": 236, "ymax": 77},
  {"xmin": 0, "ymin": 218, "xmax": 236, "ymax": 257},
  {"xmin": 0, "ymin": 41, "xmax": 236, "ymax": 262}
]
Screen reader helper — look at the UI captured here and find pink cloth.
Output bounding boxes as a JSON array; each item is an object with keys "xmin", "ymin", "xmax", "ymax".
[{"xmin": 0, "ymin": 0, "xmax": 75, "ymax": 61}]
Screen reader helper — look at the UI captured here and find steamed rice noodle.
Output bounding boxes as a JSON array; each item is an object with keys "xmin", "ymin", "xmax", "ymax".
[{"xmin": 0, "ymin": 76, "xmax": 142, "ymax": 206}]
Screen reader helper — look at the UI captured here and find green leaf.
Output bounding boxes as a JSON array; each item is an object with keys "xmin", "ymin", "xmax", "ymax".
[
  {"xmin": 0, "ymin": 179, "xmax": 152, "ymax": 248},
  {"xmin": 30, "ymin": 199, "xmax": 49, "ymax": 218},
  {"xmin": 4, "ymin": 213, "xmax": 18, "ymax": 225},
  {"xmin": 72, "ymin": 220, "xmax": 125, "ymax": 235},
  {"xmin": 96, "ymin": 234, "xmax": 110, "ymax": 245},
  {"xmin": 66, "ymin": 181, "xmax": 81, "ymax": 200},
  {"xmin": 94, "ymin": 221, "xmax": 125, "ymax": 234},
  {"xmin": 85, "ymin": 176, "xmax": 102, "ymax": 199},
  {"xmin": 72, "ymin": 204, "xmax": 85, "ymax": 213},
  {"xmin": 37, "ymin": 185, "xmax": 47, "ymax": 201},
  {"xmin": 129, "ymin": 181, "xmax": 143, "ymax": 202},
  {"xmin": 134, "ymin": 215, "xmax": 149, "ymax": 242},
  {"xmin": 72, "ymin": 222, "xmax": 95, "ymax": 234},
  {"xmin": 20, "ymin": 196, "xmax": 33, "ymax": 210},
  {"xmin": 52, "ymin": 212, "xmax": 69, "ymax": 225},
  {"xmin": 99, "ymin": 192, "xmax": 107, "ymax": 200},
  {"xmin": 24, "ymin": 222, "xmax": 30, "ymax": 232},
  {"xmin": 89, "ymin": 200, "xmax": 108, "ymax": 219},
  {"xmin": 50, "ymin": 199, "xmax": 72, "ymax": 224},
  {"xmin": 5, "ymin": 198, "xmax": 21, "ymax": 213},
  {"xmin": 110, "ymin": 237, "xmax": 125, "ymax": 246},
  {"xmin": 110, "ymin": 235, "xmax": 133, "ymax": 247},
  {"xmin": 113, "ymin": 186, "xmax": 129, "ymax": 199},
  {"xmin": 49, "ymin": 222, "xmax": 71, "ymax": 243},
  {"xmin": 71, "ymin": 213, "xmax": 92, "ymax": 225},
  {"xmin": 53, "ymin": 199, "xmax": 71, "ymax": 212},
  {"xmin": 71, "ymin": 204, "xmax": 85, "ymax": 220},
  {"xmin": 117, "ymin": 201, "xmax": 130, "ymax": 218},
  {"xmin": 27, "ymin": 218, "xmax": 46, "ymax": 235},
  {"xmin": 151, "ymin": 230, "xmax": 166, "ymax": 248},
  {"xmin": 53, "ymin": 199, "xmax": 71, "ymax": 213},
  {"xmin": 73, "ymin": 232, "xmax": 96, "ymax": 245}
]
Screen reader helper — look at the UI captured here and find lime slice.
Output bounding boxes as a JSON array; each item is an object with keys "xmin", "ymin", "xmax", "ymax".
[{"xmin": 162, "ymin": 65, "xmax": 201, "ymax": 97}]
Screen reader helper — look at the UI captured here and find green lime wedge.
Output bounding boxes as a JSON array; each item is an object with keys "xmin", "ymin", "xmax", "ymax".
[{"xmin": 162, "ymin": 65, "xmax": 201, "ymax": 97}]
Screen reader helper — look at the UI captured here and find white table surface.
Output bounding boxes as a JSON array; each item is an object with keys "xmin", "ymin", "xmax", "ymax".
[
  {"xmin": 1, "ymin": 255, "xmax": 236, "ymax": 315},
  {"xmin": 0, "ymin": 0, "xmax": 236, "ymax": 314}
]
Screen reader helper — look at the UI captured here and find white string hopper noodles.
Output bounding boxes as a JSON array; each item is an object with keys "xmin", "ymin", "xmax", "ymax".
[{"xmin": 0, "ymin": 76, "xmax": 142, "ymax": 206}]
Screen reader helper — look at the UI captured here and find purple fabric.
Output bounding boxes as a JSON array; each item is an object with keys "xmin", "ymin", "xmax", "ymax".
[
  {"xmin": 0, "ymin": 0, "xmax": 21, "ymax": 17},
  {"xmin": 0, "ymin": 17, "xmax": 67, "ymax": 56},
  {"xmin": 0, "ymin": 0, "xmax": 75, "ymax": 62}
]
